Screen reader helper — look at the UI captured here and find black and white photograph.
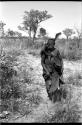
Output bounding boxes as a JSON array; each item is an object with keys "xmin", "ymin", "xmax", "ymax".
[{"xmin": 0, "ymin": 1, "xmax": 82, "ymax": 123}]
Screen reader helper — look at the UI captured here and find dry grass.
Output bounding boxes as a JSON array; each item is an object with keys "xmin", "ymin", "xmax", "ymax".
[
  {"xmin": 66, "ymin": 73, "xmax": 82, "ymax": 86},
  {"xmin": 41, "ymin": 83, "xmax": 81, "ymax": 123},
  {"xmin": 42, "ymin": 105, "xmax": 80, "ymax": 123},
  {"xmin": 0, "ymin": 38, "xmax": 82, "ymax": 122},
  {"xmin": 0, "ymin": 47, "xmax": 43, "ymax": 122}
]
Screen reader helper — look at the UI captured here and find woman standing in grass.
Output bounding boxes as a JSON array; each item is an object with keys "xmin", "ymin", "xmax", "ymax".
[{"xmin": 40, "ymin": 32, "xmax": 65, "ymax": 102}]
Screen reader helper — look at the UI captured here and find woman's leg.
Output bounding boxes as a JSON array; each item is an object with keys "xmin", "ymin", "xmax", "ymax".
[
  {"xmin": 45, "ymin": 80, "xmax": 52, "ymax": 100},
  {"xmin": 49, "ymin": 72, "xmax": 61, "ymax": 102}
]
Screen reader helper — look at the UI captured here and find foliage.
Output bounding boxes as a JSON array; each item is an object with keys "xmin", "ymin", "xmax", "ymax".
[
  {"xmin": 6, "ymin": 29, "xmax": 22, "ymax": 37},
  {"xmin": 0, "ymin": 49, "xmax": 22, "ymax": 113},
  {"xmin": 0, "ymin": 21, "xmax": 6, "ymax": 28},
  {"xmin": 14, "ymin": 31, "xmax": 22, "ymax": 37},
  {"xmin": 56, "ymin": 38, "xmax": 82, "ymax": 61},
  {"xmin": 42, "ymin": 82, "xmax": 81, "ymax": 123},
  {"xmin": 0, "ymin": 21, "xmax": 6, "ymax": 37},
  {"xmin": 18, "ymin": 9, "xmax": 52, "ymax": 41},
  {"xmin": 6, "ymin": 29, "xmax": 16, "ymax": 37},
  {"xmin": 43, "ymin": 106, "xmax": 80, "ymax": 123},
  {"xmin": 39, "ymin": 28, "xmax": 47, "ymax": 37},
  {"xmin": 74, "ymin": 27, "xmax": 82, "ymax": 48},
  {"xmin": 63, "ymin": 28, "xmax": 75, "ymax": 40},
  {"xmin": 0, "ymin": 36, "xmax": 82, "ymax": 61}
]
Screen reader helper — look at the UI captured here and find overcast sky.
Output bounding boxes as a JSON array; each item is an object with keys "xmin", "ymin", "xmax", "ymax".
[{"xmin": 0, "ymin": 1, "xmax": 81, "ymax": 37}]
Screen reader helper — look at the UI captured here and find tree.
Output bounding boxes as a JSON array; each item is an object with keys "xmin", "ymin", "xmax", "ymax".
[
  {"xmin": 39, "ymin": 28, "xmax": 46, "ymax": 37},
  {"xmin": 0, "ymin": 21, "xmax": 6, "ymax": 37},
  {"xmin": 63, "ymin": 28, "xmax": 75, "ymax": 41},
  {"xmin": 74, "ymin": 27, "xmax": 82, "ymax": 48},
  {"xmin": 6, "ymin": 29, "xmax": 15, "ymax": 37},
  {"xmin": 62, "ymin": 28, "xmax": 75, "ymax": 57},
  {"xmin": 18, "ymin": 9, "xmax": 52, "ymax": 42},
  {"xmin": 6, "ymin": 29, "xmax": 22, "ymax": 37},
  {"xmin": 15, "ymin": 31, "xmax": 22, "ymax": 37}
]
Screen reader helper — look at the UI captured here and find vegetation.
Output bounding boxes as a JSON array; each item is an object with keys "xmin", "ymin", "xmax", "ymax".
[
  {"xmin": 42, "ymin": 105, "xmax": 80, "ymax": 123},
  {"xmin": 0, "ymin": 21, "xmax": 6, "ymax": 37},
  {"xmin": 63, "ymin": 28, "xmax": 75, "ymax": 41},
  {"xmin": 0, "ymin": 48, "xmax": 20, "ymax": 112},
  {"xmin": 0, "ymin": 40, "xmax": 82, "ymax": 122},
  {"xmin": 0, "ymin": 47, "xmax": 43, "ymax": 120},
  {"xmin": 41, "ymin": 73, "xmax": 82, "ymax": 123},
  {"xmin": 0, "ymin": 36, "xmax": 82, "ymax": 61},
  {"xmin": 0, "ymin": 9, "xmax": 82, "ymax": 123},
  {"xmin": 74, "ymin": 27, "xmax": 82, "ymax": 48},
  {"xmin": 18, "ymin": 9, "xmax": 52, "ymax": 42},
  {"xmin": 39, "ymin": 27, "xmax": 47, "ymax": 38},
  {"xmin": 5, "ymin": 29, "xmax": 22, "ymax": 37}
]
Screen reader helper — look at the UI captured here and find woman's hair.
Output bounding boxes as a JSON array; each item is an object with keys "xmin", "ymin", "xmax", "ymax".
[{"xmin": 46, "ymin": 38, "xmax": 55, "ymax": 47}]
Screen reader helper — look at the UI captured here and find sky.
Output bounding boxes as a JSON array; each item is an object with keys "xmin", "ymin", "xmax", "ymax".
[{"xmin": 0, "ymin": 1, "xmax": 82, "ymax": 38}]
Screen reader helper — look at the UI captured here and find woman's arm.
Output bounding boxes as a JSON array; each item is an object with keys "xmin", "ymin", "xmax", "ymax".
[
  {"xmin": 41, "ymin": 50, "xmax": 50, "ymax": 75},
  {"xmin": 41, "ymin": 56, "xmax": 50, "ymax": 75}
]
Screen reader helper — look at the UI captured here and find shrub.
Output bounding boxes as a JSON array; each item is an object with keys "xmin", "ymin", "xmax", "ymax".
[
  {"xmin": 0, "ymin": 49, "xmax": 22, "ymax": 113},
  {"xmin": 28, "ymin": 93, "xmax": 43, "ymax": 106}
]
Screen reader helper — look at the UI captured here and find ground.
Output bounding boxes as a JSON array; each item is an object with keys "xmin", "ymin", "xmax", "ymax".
[{"xmin": 1, "ymin": 50, "xmax": 82, "ymax": 123}]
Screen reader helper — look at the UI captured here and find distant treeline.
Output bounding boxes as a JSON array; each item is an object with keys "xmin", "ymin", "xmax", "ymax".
[{"xmin": 0, "ymin": 36, "xmax": 28, "ymax": 39}]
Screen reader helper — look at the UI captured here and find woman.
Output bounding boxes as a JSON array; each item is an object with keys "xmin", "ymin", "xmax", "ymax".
[{"xmin": 41, "ymin": 32, "xmax": 65, "ymax": 102}]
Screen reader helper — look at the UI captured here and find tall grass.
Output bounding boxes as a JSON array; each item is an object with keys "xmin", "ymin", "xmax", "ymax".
[
  {"xmin": 0, "ymin": 37, "xmax": 82, "ymax": 61},
  {"xmin": 42, "ymin": 105, "xmax": 80, "ymax": 123},
  {"xmin": 41, "ymin": 72, "xmax": 82, "ymax": 123}
]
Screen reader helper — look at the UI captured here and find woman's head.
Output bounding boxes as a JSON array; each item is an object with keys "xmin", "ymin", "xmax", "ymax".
[
  {"xmin": 45, "ymin": 32, "xmax": 61, "ymax": 50},
  {"xmin": 46, "ymin": 38, "xmax": 55, "ymax": 50}
]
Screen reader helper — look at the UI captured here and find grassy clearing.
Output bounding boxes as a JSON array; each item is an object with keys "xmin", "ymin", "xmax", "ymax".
[{"xmin": 0, "ymin": 38, "xmax": 82, "ymax": 122}]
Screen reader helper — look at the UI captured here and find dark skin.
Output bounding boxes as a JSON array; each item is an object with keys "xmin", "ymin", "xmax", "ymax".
[
  {"xmin": 41, "ymin": 32, "xmax": 66, "ymax": 103},
  {"xmin": 41, "ymin": 32, "xmax": 65, "ymax": 101},
  {"xmin": 41, "ymin": 32, "xmax": 61, "ymax": 76}
]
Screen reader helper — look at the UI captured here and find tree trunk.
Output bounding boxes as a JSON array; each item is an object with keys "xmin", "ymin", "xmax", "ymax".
[
  {"xmin": 28, "ymin": 28, "xmax": 31, "ymax": 39},
  {"xmin": 67, "ymin": 36, "xmax": 69, "ymax": 42},
  {"xmin": 65, "ymin": 36, "xmax": 69, "ymax": 58},
  {"xmin": 77, "ymin": 38, "xmax": 80, "ymax": 48},
  {"xmin": 33, "ymin": 31, "xmax": 36, "ymax": 43}
]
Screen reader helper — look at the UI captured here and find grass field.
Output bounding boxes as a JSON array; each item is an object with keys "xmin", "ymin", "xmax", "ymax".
[{"xmin": 0, "ymin": 37, "xmax": 82, "ymax": 123}]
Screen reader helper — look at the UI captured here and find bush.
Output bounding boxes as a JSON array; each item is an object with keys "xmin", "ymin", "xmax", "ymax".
[{"xmin": 0, "ymin": 49, "xmax": 22, "ymax": 113}]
